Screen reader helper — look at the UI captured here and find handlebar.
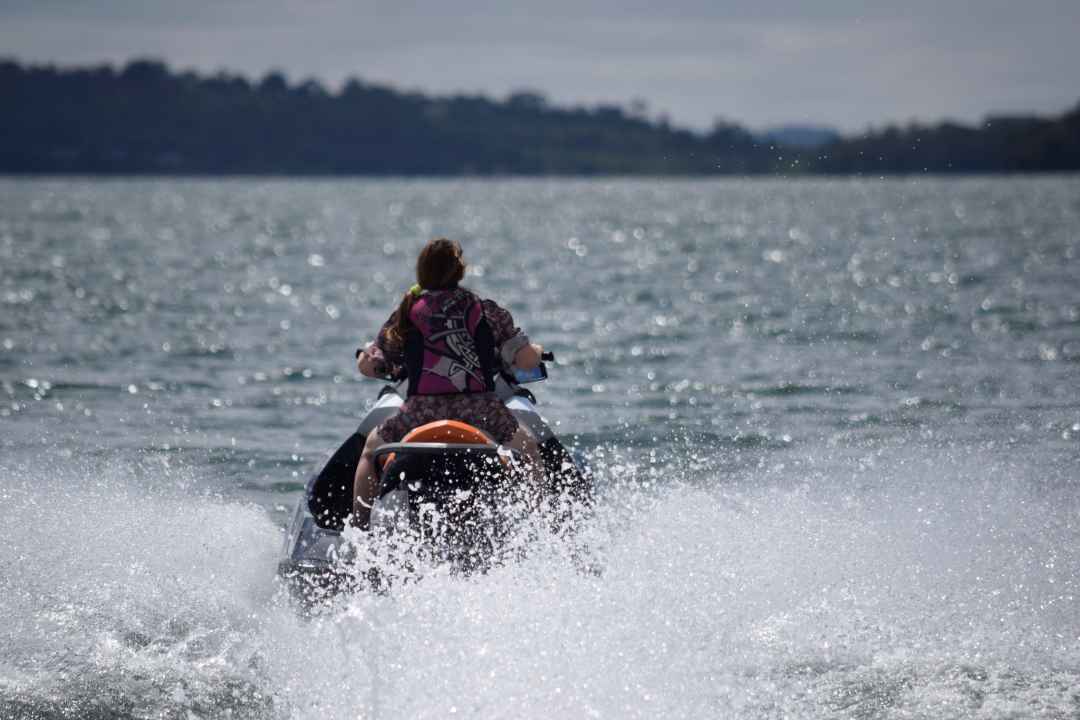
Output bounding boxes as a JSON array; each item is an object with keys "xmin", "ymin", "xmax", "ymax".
[
  {"xmin": 361, "ymin": 348, "xmax": 554, "ymax": 362},
  {"xmin": 357, "ymin": 347, "xmax": 555, "ymax": 382}
]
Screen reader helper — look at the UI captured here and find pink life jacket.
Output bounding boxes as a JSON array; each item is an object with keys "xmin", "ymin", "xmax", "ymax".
[{"xmin": 405, "ymin": 288, "xmax": 496, "ymax": 396}]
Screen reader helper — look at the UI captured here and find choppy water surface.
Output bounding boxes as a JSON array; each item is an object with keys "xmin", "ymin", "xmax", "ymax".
[{"xmin": 1, "ymin": 176, "xmax": 1079, "ymax": 718}]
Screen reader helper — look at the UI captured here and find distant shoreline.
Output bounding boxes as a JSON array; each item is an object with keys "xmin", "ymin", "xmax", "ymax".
[{"xmin": 3, "ymin": 58, "xmax": 1078, "ymax": 176}]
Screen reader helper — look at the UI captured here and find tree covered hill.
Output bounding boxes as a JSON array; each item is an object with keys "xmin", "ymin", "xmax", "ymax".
[
  {"xmin": 0, "ymin": 59, "xmax": 778, "ymax": 175},
  {"xmin": 813, "ymin": 106, "xmax": 1080, "ymax": 174},
  {"xmin": 1, "ymin": 59, "xmax": 1077, "ymax": 175}
]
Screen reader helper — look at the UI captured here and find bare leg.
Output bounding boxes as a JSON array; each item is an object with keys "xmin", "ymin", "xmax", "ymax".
[
  {"xmin": 506, "ymin": 425, "xmax": 545, "ymax": 488},
  {"xmin": 351, "ymin": 428, "xmax": 386, "ymax": 529}
]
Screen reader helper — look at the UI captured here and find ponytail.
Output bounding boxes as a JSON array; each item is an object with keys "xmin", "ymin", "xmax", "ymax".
[{"xmin": 389, "ymin": 288, "xmax": 419, "ymax": 346}]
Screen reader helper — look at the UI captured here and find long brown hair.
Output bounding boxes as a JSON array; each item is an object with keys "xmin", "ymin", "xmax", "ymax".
[{"xmin": 389, "ymin": 238, "xmax": 466, "ymax": 344}]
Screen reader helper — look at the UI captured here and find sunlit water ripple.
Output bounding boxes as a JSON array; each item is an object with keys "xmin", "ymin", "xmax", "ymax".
[{"xmin": 1, "ymin": 176, "xmax": 1079, "ymax": 718}]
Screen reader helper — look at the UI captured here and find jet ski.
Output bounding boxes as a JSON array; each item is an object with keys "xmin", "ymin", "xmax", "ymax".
[{"xmin": 277, "ymin": 353, "xmax": 590, "ymax": 599}]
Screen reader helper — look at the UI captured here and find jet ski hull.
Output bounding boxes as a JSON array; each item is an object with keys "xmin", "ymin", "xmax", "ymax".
[{"xmin": 277, "ymin": 385, "xmax": 588, "ymax": 599}]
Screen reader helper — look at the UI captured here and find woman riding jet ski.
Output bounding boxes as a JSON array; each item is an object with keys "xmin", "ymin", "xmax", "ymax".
[
  {"xmin": 352, "ymin": 238, "xmax": 548, "ymax": 530},
  {"xmin": 278, "ymin": 239, "xmax": 589, "ymax": 595}
]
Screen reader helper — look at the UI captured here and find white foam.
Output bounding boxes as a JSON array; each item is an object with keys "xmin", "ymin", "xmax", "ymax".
[
  {"xmin": 264, "ymin": 446, "xmax": 1080, "ymax": 718},
  {"xmin": 0, "ymin": 457, "xmax": 281, "ymax": 717},
  {"xmin": 2, "ymin": 446, "xmax": 1078, "ymax": 718}
]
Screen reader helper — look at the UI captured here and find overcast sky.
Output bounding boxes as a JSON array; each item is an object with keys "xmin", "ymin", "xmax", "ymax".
[{"xmin": 2, "ymin": 0, "xmax": 1077, "ymax": 132}]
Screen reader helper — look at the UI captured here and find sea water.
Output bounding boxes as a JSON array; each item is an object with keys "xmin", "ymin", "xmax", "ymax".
[{"xmin": 1, "ymin": 176, "xmax": 1079, "ymax": 718}]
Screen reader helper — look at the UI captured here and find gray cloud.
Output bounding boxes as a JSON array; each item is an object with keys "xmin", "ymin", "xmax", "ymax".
[{"xmin": 1, "ymin": 0, "xmax": 1077, "ymax": 131}]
